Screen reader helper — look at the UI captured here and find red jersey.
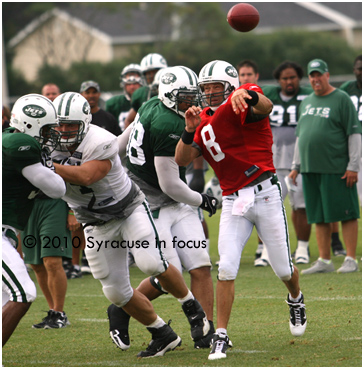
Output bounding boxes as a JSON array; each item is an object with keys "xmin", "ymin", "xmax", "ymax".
[{"xmin": 194, "ymin": 83, "xmax": 275, "ymax": 195}]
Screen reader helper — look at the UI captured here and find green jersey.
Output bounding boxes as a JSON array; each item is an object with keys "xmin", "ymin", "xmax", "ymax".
[
  {"xmin": 297, "ymin": 89, "xmax": 361, "ymax": 174},
  {"xmin": 105, "ymin": 94, "xmax": 131, "ymax": 131},
  {"xmin": 262, "ymin": 85, "xmax": 312, "ymax": 169},
  {"xmin": 340, "ymin": 80, "xmax": 362, "ymax": 122},
  {"xmin": 2, "ymin": 129, "xmax": 42, "ymax": 230},
  {"xmin": 126, "ymin": 96, "xmax": 186, "ymax": 210},
  {"xmin": 131, "ymin": 86, "xmax": 156, "ymax": 112}
]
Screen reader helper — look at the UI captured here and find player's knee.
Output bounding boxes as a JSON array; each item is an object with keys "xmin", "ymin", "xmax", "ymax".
[
  {"xmin": 217, "ymin": 267, "xmax": 237, "ymax": 281},
  {"xmin": 134, "ymin": 253, "xmax": 165, "ymax": 276},
  {"xmin": 103, "ymin": 285, "xmax": 133, "ymax": 307},
  {"xmin": 217, "ymin": 260, "xmax": 238, "ymax": 281},
  {"xmin": 279, "ymin": 273, "xmax": 292, "ymax": 282},
  {"xmin": 25, "ymin": 281, "xmax": 37, "ymax": 303}
]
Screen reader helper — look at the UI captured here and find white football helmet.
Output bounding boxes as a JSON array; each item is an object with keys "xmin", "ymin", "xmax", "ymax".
[
  {"xmin": 53, "ymin": 92, "xmax": 92, "ymax": 150},
  {"xmin": 150, "ymin": 68, "xmax": 166, "ymax": 97},
  {"xmin": 9, "ymin": 93, "xmax": 60, "ymax": 152},
  {"xmin": 158, "ymin": 66, "xmax": 199, "ymax": 118},
  {"xmin": 120, "ymin": 63, "xmax": 145, "ymax": 91},
  {"xmin": 198, "ymin": 60, "xmax": 239, "ymax": 108},
  {"xmin": 204, "ymin": 176, "xmax": 223, "ymax": 209},
  {"xmin": 140, "ymin": 53, "xmax": 168, "ymax": 74}
]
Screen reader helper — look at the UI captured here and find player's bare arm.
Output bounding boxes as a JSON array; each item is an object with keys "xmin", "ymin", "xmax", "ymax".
[
  {"xmin": 231, "ymin": 89, "xmax": 272, "ymax": 115},
  {"xmin": 124, "ymin": 107, "xmax": 137, "ymax": 129},
  {"xmin": 251, "ymin": 92, "xmax": 273, "ymax": 115},
  {"xmin": 54, "ymin": 159, "xmax": 112, "ymax": 186}
]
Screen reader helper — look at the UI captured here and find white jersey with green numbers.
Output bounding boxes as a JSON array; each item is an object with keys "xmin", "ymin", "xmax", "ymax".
[
  {"xmin": 297, "ymin": 89, "xmax": 362, "ymax": 174},
  {"xmin": 52, "ymin": 124, "xmax": 144, "ymax": 224},
  {"xmin": 126, "ymin": 96, "xmax": 186, "ymax": 211},
  {"xmin": 262, "ymin": 85, "xmax": 312, "ymax": 170}
]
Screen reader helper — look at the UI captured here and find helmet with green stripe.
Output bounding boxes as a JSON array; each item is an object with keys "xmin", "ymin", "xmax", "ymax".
[
  {"xmin": 158, "ymin": 66, "xmax": 199, "ymax": 118},
  {"xmin": 198, "ymin": 60, "xmax": 239, "ymax": 108},
  {"xmin": 10, "ymin": 93, "xmax": 60, "ymax": 152},
  {"xmin": 53, "ymin": 92, "xmax": 92, "ymax": 149}
]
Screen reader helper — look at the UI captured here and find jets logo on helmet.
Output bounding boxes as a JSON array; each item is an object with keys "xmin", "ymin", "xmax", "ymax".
[
  {"xmin": 23, "ymin": 105, "xmax": 47, "ymax": 118},
  {"xmin": 161, "ymin": 73, "xmax": 177, "ymax": 85},
  {"xmin": 82, "ymin": 102, "xmax": 91, "ymax": 115},
  {"xmin": 158, "ymin": 66, "xmax": 199, "ymax": 118},
  {"xmin": 226, "ymin": 66, "xmax": 238, "ymax": 78},
  {"xmin": 53, "ymin": 92, "xmax": 92, "ymax": 151},
  {"xmin": 10, "ymin": 94, "xmax": 60, "ymax": 152}
]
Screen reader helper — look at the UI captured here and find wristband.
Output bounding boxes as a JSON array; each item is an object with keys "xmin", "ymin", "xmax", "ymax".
[
  {"xmin": 181, "ymin": 129, "xmax": 195, "ymax": 145},
  {"xmin": 245, "ymin": 90, "xmax": 259, "ymax": 106},
  {"xmin": 68, "ymin": 211, "xmax": 74, "ymax": 215}
]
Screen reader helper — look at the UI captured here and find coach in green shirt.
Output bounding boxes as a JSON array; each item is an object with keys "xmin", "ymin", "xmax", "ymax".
[{"xmin": 289, "ymin": 59, "xmax": 361, "ymax": 274}]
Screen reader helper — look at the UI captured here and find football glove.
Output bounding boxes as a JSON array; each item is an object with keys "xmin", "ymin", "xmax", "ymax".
[
  {"xmin": 40, "ymin": 149, "xmax": 55, "ymax": 172},
  {"xmin": 199, "ymin": 193, "xmax": 218, "ymax": 217}
]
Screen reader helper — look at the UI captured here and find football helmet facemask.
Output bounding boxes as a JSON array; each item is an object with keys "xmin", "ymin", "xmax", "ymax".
[
  {"xmin": 120, "ymin": 64, "xmax": 145, "ymax": 93},
  {"xmin": 198, "ymin": 60, "xmax": 239, "ymax": 109},
  {"xmin": 10, "ymin": 94, "xmax": 60, "ymax": 152},
  {"xmin": 53, "ymin": 92, "xmax": 92, "ymax": 150},
  {"xmin": 158, "ymin": 66, "xmax": 199, "ymax": 118}
]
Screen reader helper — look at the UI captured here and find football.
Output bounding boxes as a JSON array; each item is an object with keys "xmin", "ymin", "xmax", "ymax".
[
  {"xmin": 227, "ymin": 3, "xmax": 260, "ymax": 32},
  {"xmin": 204, "ymin": 176, "xmax": 223, "ymax": 209}
]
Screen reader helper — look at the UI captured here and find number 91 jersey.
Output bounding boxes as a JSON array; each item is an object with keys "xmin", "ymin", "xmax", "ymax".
[{"xmin": 194, "ymin": 84, "xmax": 275, "ymax": 196}]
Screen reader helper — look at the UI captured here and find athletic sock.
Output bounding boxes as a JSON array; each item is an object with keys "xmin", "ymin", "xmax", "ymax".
[
  {"xmin": 147, "ymin": 316, "xmax": 165, "ymax": 329},
  {"xmin": 177, "ymin": 290, "xmax": 194, "ymax": 305},
  {"xmin": 289, "ymin": 291, "xmax": 303, "ymax": 302},
  {"xmin": 216, "ymin": 328, "xmax": 227, "ymax": 336}
]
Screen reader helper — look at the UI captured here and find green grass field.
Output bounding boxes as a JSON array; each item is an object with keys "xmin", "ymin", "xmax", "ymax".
[{"xmin": 3, "ymin": 200, "xmax": 362, "ymax": 367}]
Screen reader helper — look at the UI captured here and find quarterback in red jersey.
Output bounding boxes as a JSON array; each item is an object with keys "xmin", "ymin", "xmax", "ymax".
[
  {"xmin": 175, "ymin": 60, "xmax": 307, "ymax": 360},
  {"xmin": 194, "ymin": 81, "xmax": 274, "ymax": 195}
]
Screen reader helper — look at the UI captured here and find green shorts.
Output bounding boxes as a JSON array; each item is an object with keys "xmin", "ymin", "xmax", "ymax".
[
  {"xmin": 22, "ymin": 198, "xmax": 72, "ymax": 265},
  {"xmin": 302, "ymin": 173, "xmax": 360, "ymax": 224}
]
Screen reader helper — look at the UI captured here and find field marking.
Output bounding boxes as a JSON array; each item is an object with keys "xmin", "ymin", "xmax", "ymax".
[
  {"xmin": 230, "ymin": 349, "xmax": 268, "ymax": 353},
  {"xmin": 77, "ymin": 318, "xmax": 108, "ymax": 322},
  {"xmin": 342, "ymin": 337, "xmax": 362, "ymax": 341},
  {"xmin": 156, "ymin": 294, "xmax": 361, "ymax": 301}
]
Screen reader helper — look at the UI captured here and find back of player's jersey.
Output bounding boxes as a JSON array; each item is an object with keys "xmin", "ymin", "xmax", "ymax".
[
  {"xmin": 2, "ymin": 130, "xmax": 41, "ymax": 230},
  {"xmin": 127, "ymin": 97, "xmax": 186, "ymax": 191}
]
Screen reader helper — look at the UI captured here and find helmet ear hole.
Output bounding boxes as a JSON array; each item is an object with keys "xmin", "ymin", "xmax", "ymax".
[{"xmin": 26, "ymin": 123, "xmax": 32, "ymax": 129}]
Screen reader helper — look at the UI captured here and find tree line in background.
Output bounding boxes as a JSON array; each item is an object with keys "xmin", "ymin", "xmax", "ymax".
[{"xmin": 4, "ymin": 2, "xmax": 360, "ymax": 97}]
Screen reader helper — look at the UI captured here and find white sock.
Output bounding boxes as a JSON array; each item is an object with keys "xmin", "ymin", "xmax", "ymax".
[
  {"xmin": 147, "ymin": 316, "xmax": 165, "ymax": 329},
  {"xmin": 297, "ymin": 240, "xmax": 309, "ymax": 249},
  {"xmin": 216, "ymin": 328, "xmax": 227, "ymax": 336},
  {"xmin": 289, "ymin": 291, "xmax": 302, "ymax": 302},
  {"xmin": 177, "ymin": 290, "xmax": 194, "ymax": 305},
  {"xmin": 345, "ymin": 256, "xmax": 355, "ymax": 262}
]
